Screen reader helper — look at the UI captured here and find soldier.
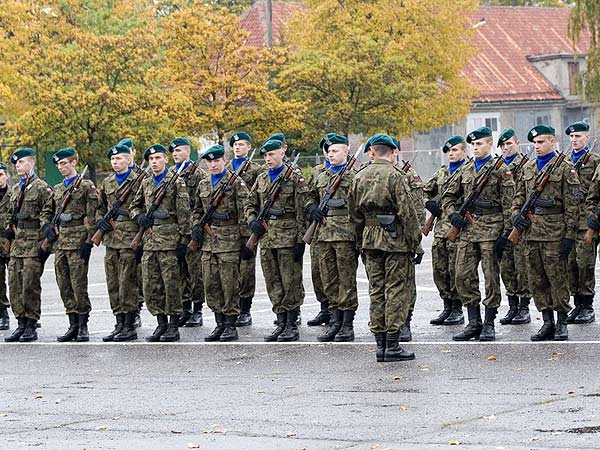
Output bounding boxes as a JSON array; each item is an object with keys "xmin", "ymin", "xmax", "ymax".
[
  {"xmin": 3, "ymin": 148, "xmax": 52, "ymax": 342},
  {"xmin": 96, "ymin": 144, "xmax": 142, "ymax": 341},
  {"xmin": 442, "ymin": 127, "xmax": 514, "ymax": 342},
  {"xmin": 169, "ymin": 137, "xmax": 206, "ymax": 327},
  {"xmin": 227, "ymin": 132, "xmax": 261, "ymax": 327},
  {"xmin": 496, "ymin": 129, "xmax": 532, "ymax": 325},
  {"xmin": 349, "ymin": 133, "xmax": 421, "ymax": 362},
  {"xmin": 306, "ymin": 133, "xmax": 358, "ymax": 342},
  {"xmin": 0, "ymin": 163, "xmax": 11, "ymax": 331},
  {"xmin": 191, "ymin": 145, "xmax": 247, "ymax": 341},
  {"xmin": 130, "ymin": 144, "xmax": 191, "ymax": 342},
  {"xmin": 565, "ymin": 121, "xmax": 599, "ymax": 324},
  {"xmin": 243, "ymin": 138, "xmax": 308, "ymax": 342},
  {"xmin": 40, "ymin": 148, "xmax": 97, "ymax": 342},
  {"xmin": 424, "ymin": 136, "xmax": 468, "ymax": 326},
  {"xmin": 511, "ymin": 125, "xmax": 578, "ymax": 340}
]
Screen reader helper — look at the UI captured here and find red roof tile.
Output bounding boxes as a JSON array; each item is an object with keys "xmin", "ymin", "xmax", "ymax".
[{"xmin": 239, "ymin": 1, "xmax": 304, "ymax": 47}]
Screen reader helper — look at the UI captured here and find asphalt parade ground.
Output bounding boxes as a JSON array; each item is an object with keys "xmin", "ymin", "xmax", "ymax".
[{"xmin": 1, "ymin": 235, "xmax": 600, "ymax": 450}]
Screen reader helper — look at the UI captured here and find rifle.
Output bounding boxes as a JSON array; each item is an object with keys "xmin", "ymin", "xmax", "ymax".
[
  {"xmin": 573, "ymin": 139, "xmax": 597, "ymax": 174},
  {"xmin": 188, "ymin": 149, "xmax": 256, "ymax": 252},
  {"xmin": 508, "ymin": 150, "xmax": 567, "ymax": 245},
  {"xmin": 511, "ymin": 153, "xmax": 530, "ymax": 178},
  {"xmin": 90, "ymin": 162, "xmax": 149, "ymax": 246},
  {"xmin": 400, "ymin": 159, "xmax": 411, "ymax": 173},
  {"xmin": 245, "ymin": 153, "xmax": 300, "ymax": 253},
  {"xmin": 130, "ymin": 163, "xmax": 187, "ymax": 250},
  {"xmin": 40, "ymin": 166, "xmax": 89, "ymax": 252},
  {"xmin": 303, "ymin": 146, "xmax": 362, "ymax": 244},
  {"xmin": 2, "ymin": 174, "xmax": 32, "ymax": 256},
  {"xmin": 447, "ymin": 154, "xmax": 506, "ymax": 242},
  {"xmin": 181, "ymin": 160, "xmax": 200, "ymax": 182}
]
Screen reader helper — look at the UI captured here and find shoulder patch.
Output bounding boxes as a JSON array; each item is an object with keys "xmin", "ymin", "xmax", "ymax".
[
  {"xmin": 505, "ymin": 171, "xmax": 512, "ymax": 177},
  {"xmin": 570, "ymin": 169, "xmax": 577, "ymax": 176},
  {"xmin": 47, "ymin": 187, "xmax": 52, "ymax": 193}
]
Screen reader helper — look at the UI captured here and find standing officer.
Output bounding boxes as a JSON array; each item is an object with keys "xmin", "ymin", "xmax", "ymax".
[
  {"xmin": 511, "ymin": 125, "xmax": 578, "ymax": 340},
  {"xmin": 349, "ymin": 133, "xmax": 421, "ymax": 362},
  {"xmin": 442, "ymin": 127, "xmax": 514, "ymax": 342},
  {"xmin": 424, "ymin": 136, "xmax": 468, "ymax": 326},
  {"xmin": 0, "ymin": 163, "xmax": 11, "ymax": 330},
  {"xmin": 4, "ymin": 148, "xmax": 52, "ymax": 342},
  {"xmin": 227, "ymin": 132, "xmax": 261, "ymax": 327},
  {"xmin": 496, "ymin": 129, "xmax": 532, "ymax": 325},
  {"xmin": 41, "ymin": 148, "xmax": 97, "ymax": 342},
  {"xmin": 130, "ymin": 144, "xmax": 191, "ymax": 342}
]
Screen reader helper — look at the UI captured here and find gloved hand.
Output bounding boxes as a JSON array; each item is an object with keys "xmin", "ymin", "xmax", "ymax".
[
  {"xmin": 425, "ymin": 200, "xmax": 442, "ymax": 218},
  {"xmin": 449, "ymin": 212, "xmax": 467, "ymax": 230},
  {"xmin": 38, "ymin": 248, "xmax": 50, "ymax": 265},
  {"xmin": 79, "ymin": 242, "xmax": 93, "ymax": 263},
  {"xmin": 42, "ymin": 223, "xmax": 58, "ymax": 242},
  {"xmin": 587, "ymin": 214, "xmax": 600, "ymax": 231},
  {"xmin": 559, "ymin": 237, "xmax": 576, "ymax": 260},
  {"xmin": 96, "ymin": 218, "xmax": 113, "ymax": 233},
  {"xmin": 413, "ymin": 251, "xmax": 424, "ymax": 265},
  {"xmin": 191, "ymin": 223, "xmax": 204, "ymax": 242},
  {"xmin": 306, "ymin": 203, "xmax": 324, "ymax": 223},
  {"xmin": 494, "ymin": 234, "xmax": 510, "ymax": 260},
  {"xmin": 135, "ymin": 214, "xmax": 154, "ymax": 229},
  {"xmin": 512, "ymin": 214, "xmax": 530, "ymax": 232},
  {"xmin": 240, "ymin": 245, "xmax": 254, "ymax": 261},
  {"xmin": 135, "ymin": 246, "xmax": 143, "ymax": 264},
  {"xmin": 176, "ymin": 243, "xmax": 187, "ymax": 265},
  {"xmin": 1, "ymin": 229, "xmax": 15, "ymax": 240},
  {"xmin": 249, "ymin": 220, "xmax": 266, "ymax": 237},
  {"xmin": 292, "ymin": 242, "xmax": 305, "ymax": 262}
]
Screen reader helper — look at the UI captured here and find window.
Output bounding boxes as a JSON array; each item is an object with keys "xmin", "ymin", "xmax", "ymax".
[
  {"xmin": 484, "ymin": 117, "xmax": 498, "ymax": 131},
  {"xmin": 536, "ymin": 115, "xmax": 550, "ymax": 125}
]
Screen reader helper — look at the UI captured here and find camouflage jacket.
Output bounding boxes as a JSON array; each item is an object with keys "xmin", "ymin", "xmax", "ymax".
[
  {"xmin": 424, "ymin": 163, "xmax": 467, "ymax": 239},
  {"xmin": 348, "ymin": 159, "xmax": 421, "ymax": 253},
  {"xmin": 512, "ymin": 156, "xmax": 579, "ymax": 242},
  {"xmin": 129, "ymin": 170, "xmax": 191, "ymax": 251},
  {"xmin": 178, "ymin": 161, "xmax": 207, "ymax": 212},
  {"xmin": 0, "ymin": 186, "xmax": 11, "ymax": 254},
  {"xmin": 226, "ymin": 159, "xmax": 262, "ymax": 238},
  {"xmin": 399, "ymin": 164, "xmax": 425, "ymax": 226},
  {"xmin": 585, "ymin": 162, "xmax": 600, "ymax": 218},
  {"xmin": 572, "ymin": 152, "xmax": 600, "ymax": 230},
  {"xmin": 245, "ymin": 167, "xmax": 309, "ymax": 249},
  {"xmin": 193, "ymin": 171, "xmax": 248, "ymax": 253},
  {"xmin": 442, "ymin": 157, "xmax": 514, "ymax": 243},
  {"xmin": 505, "ymin": 153, "xmax": 529, "ymax": 182},
  {"xmin": 40, "ymin": 178, "xmax": 98, "ymax": 251}
]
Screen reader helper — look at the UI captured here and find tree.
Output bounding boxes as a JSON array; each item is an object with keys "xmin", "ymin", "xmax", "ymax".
[
  {"xmin": 569, "ymin": 0, "xmax": 600, "ymax": 102},
  {"xmin": 480, "ymin": 0, "xmax": 569, "ymax": 5}
]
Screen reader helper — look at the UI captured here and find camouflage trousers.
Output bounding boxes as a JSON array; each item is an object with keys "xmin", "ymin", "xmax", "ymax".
[
  {"xmin": 363, "ymin": 249, "xmax": 412, "ymax": 334},
  {"xmin": 0, "ymin": 256, "xmax": 8, "ymax": 308},
  {"xmin": 201, "ymin": 251, "xmax": 240, "ymax": 316},
  {"xmin": 104, "ymin": 247, "xmax": 139, "ymax": 315},
  {"xmin": 500, "ymin": 241, "xmax": 531, "ymax": 297},
  {"xmin": 141, "ymin": 250, "xmax": 183, "ymax": 316},
  {"xmin": 524, "ymin": 241, "xmax": 571, "ymax": 312},
  {"xmin": 432, "ymin": 237, "xmax": 459, "ymax": 301},
  {"xmin": 260, "ymin": 247, "xmax": 304, "ymax": 314},
  {"xmin": 8, "ymin": 256, "xmax": 43, "ymax": 320},
  {"xmin": 455, "ymin": 240, "xmax": 501, "ymax": 308},
  {"xmin": 310, "ymin": 241, "xmax": 327, "ymax": 303},
  {"xmin": 317, "ymin": 241, "xmax": 358, "ymax": 311},
  {"xmin": 137, "ymin": 254, "xmax": 144, "ymax": 305},
  {"xmin": 567, "ymin": 230, "xmax": 597, "ymax": 296},
  {"xmin": 182, "ymin": 248, "xmax": 205, "ymax": 304},
  {"xmin": 239, "ymin": 241, "xmax": 256, "ymax": 300},
  {"xmin": 55, "ymin": 249, "xmax": 91, "ymax": 314}
]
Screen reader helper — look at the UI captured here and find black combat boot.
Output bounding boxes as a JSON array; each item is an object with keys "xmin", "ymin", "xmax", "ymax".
[
  {"xmin": 235, "ymin": 298, "xmax": 252, "ymax": 327},
  {"xmin": 334, "ymin": 310, "xmax": 355, "ymax": 342},
  {"xmin": 220, "ymin": 315, "xmax": 239, "ymax": 342},
  {"xmin": 479, "ymin": 307, "xmax": 497, "ymax": 341},
  {"xmin": 5, "ymin": 317, "xmax": 26, "ymax": 342},
  {"xmin": 0, "ymin": 305, "xmax": 9, "ymax": 330},
  {"xmin": 307, "ymin": 301, "xmax": 331, "ymax": 326},
  {"xmin": 399, "ymin": 309, "xmax": 413, "ymax": 342},
  {"xmin": 76, "ymin": 313, "xmax": 90, "ymax": 342},
  {"xmin": 499, "ymin": 295, "xmax": 519, "ymax": 325},
  {"xmin": 383, "ymin": 332, "xmax": 415, "ymax": 362},
  {"xmin": 374, "ymin": 332, "xmax": 386, "ymax": 362},
  {"xmin": 205, "ymin": 312, "xmax": 225, "ymax": 342},
  {"xmin": 511, "ymin": 297, "xmax": 531, "ymax": 324},
  {"xmin": 103, "ymin": 313, "xmax": 125, "ymax": 342},
  {"xmin": 160, "ymin": 315, "xmax": 181, "ymax": 342},
  {"xmin": 430, "ymin": 298, "xmax": 452, "ymax": 325},
  {"xmin": 278, "ymin": 309, "xmax": 300, "ymax": 342},
  {"xmin": 317, "ymin": 309, "xmax": 342, "ymax": 342},
  {"xmin": 57, "ymin": 313, "xmax": 79, "ymax": 342},
  {"xmin": 113, "ymin": 312, "xmax": 138, "ymax": 342},
  {"xmin": 566, "ymin": 295, "xmax": 582, "ymax": 324},
  {"xmin": 186, "ymin": 301, "xmax": 203, "ymax": 327},
  {"xmin": 19, "ymin": 318, "xmax": 38, "ymax": 342},
  {"xmin": 574, "ymin": 295, "xmax": 595, "ymax": 324},
  {"xmin": 444, "ymin": 299, "xmax": 464, "ymax": 325},
  {"xmin": 554, "ymin": 311, "xmax": 568, "ymax": 341},
  {"xmin": 178, "ymin": 301, "xmax": 192, "ymax": 327},
  {"xmin": 145, "ymin": 314, "xmax": 168, "ymax": 342},
  {"xmin": 453, "ymin": 305, "xmax": 482, "ymax": 341},
  {"xmin": 265, "ymin": 313, "xmax": 287, "ymax": 342},
  {"xmin": 530, "ymin": 309, "xmax": 555, "ymax": 341}
]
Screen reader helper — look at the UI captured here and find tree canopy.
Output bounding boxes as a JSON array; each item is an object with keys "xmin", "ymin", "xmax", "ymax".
[{"xmin": 569, "ymin": 0, "xmax": 600, "ymax": 102}]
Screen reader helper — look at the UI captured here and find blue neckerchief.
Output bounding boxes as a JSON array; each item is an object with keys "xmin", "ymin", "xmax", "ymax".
[
  {"xmin": 232, "ymin": 157, "xmax": 246, "ymax": 172},
  {"xmin": 330, "ymin": 162, "xmax": 347, "ymax": 175},
  {"xmin": 19, "ymin": 173, "xmax": 35, "ymax": 188},
  {"xmin": 572, "ymin": 146, "xmax": 588, "ymax": 164},
  {"xmin": 325, "ymin": 160, "xmax": 332, "ymax": 169},
  {"xmin": 64, "ymin": 174, "xmax": 78, "ymax": 188},
  {"xmin": 175, "ymin": 161, "xmax": 192, "ymax": 172},
  {"xmin": 153, "ymin": 167, "xmax": 169, "ymax": 186},
  {"xmin": 474, "ymin": 154, "xmax": 492, "ymax": 173},
  {"xmin": 504, "ymin": 153, "xmax": 518, "ymax": 166},
  {"xmin": 115, "ymin": 167, "xmax": 133, "ymax": 186},
  {"xmin": 449, "ymin": 159, "xmax": 465, "ymax": 175},
  {"xmin": 211, "ymin": 169, "xmax": 228, "ymax": 187},
  {"xmin": 268, "ymin": 165, "xmax": 285, "ymax": 182},
  {"xmin": 537, "ymin": 151, "xmax": 556, "ymax": 171}
]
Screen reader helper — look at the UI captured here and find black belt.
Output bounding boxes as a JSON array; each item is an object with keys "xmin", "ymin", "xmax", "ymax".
[
  {"xmin": 471, "ymin": 206, "xmax": 502, "ymax": 216},
  {"xmin": 210, "ymin": 217, "xmax": 238, "ymax": 226},
  {"xmin": 17, "ymin": 220, "xmax": 40, "ymax": 230},
  {"xmin": 533, "ymin": 206, "xmax": 563, "ymax": 215},
  {"xmin": 153, "ymin": 217, "xmax": 177, "ymax": 225},
  {"xmin": 59, "ymin": 219, "xmax": 85, "ymax": 228},
  {"xmin": 268, "ymin": 212, "xmax": 295, "ymax": 220}
]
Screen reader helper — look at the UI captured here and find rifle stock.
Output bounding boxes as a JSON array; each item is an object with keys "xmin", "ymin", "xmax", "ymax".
[
  {"xmin": 507, "ymin": 226, "xmax": 522, "ymax": 245},
  {"xmin": 422, "ymin": 214, "xmax": 435, "ymax": 236},
  {"xmin": 303, "ymin": 220, "xmax": 320, "ymax": 244},
  {"xmin": 584, "ymin": 227, "xmax": 598, "ymax": 245}
]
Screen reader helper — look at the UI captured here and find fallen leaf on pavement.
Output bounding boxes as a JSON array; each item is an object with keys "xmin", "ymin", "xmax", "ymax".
[
  {"xmin": 448, "ymin": 441, "xmax": 462, "ymax": 445},
  {"xmin": 187, "ymin": 444, "xmax": 200, "ymax": 449},
  {"xmin": 96, "ymin": 425, "xmax": 108, "ymax": 431},
  {"xmin": 487, "ymin": 356, "xmax": 497, "ymax": 361},
  {"xmin": 399, "ymin": 405, "xmax": 409, "ymax": 411},
  {"xmin": 287, "ymin": 431, "xmax": 297, "ymax": 437}
]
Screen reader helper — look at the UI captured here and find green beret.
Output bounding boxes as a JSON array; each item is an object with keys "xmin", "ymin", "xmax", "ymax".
[
  {"xmin": 260, "ymin": 139, "xmax": 284, "ymax": 155},
  {"xmin": 442, "ymin": 136, "xmax": 465, "ymax": 153},
  {"xmin": 168, "ymin": 137, "xmax": 191, "ymax": 153},
  {"xmin": 323, "ymin": 133, "xmax": 348, "ymax": 151},
  {"xmin": 391, "ymin": 137, "xmax": 401, "ymax": 151},
  {"xmin": 107, "ymin": 144, "xmax": 131, "ymax": 159},
  {"xmin": 200, "ymin": 144, "xmax": 225, "ymax": 161},
  {"xmin": 10, "ymin": 148, "xmax": 35, "ymax": 164},
  {"xmin": 466, "ymin": 127, "xmax": 493, "ymax": 144},
  {"xmin": 143, "ymin": 144, "xmax": 167, "ymax": 161},
  {"xmin": 0, "ymin": 162, "xmax": 7, "ymax": 171},
  {"xmin": 527, "ymin": 125, "xmax": 555, "ymax": 142},
  {"xmin": 497, "ymin": 128, "xmax": 516, "ymax": 147},
  {"xmin": 267, "ymin": 132, "xmax": 285, "ymax": 143},
  {"xmin": 565, "ymin": 121, "xmax": 589, "ymax": 135},
  {"xmin": 229, "ymin": 132, "xmax": 252, "ymax": 147},
  {"xmin": 118, "ymin": 138, "xmax": 133, "ymax": 149},
  {"xmin": 366, "ymin": 133, "xmax": 396, "ymax": 150},
  {"xmin": 319, "ymin": 133, "xmax": 336, "ymax": 151},
  {"xmin": 52, "ymin": 147, "xmax": 77, "ymax": 164}
]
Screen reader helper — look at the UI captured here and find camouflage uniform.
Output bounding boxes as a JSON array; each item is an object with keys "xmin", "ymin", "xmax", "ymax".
[
  {"xmin": 307, "ymin": 162, "xmax": 328, "ymax": 306},
  {"xmin": 0, "ymin": 186, "xmax": 10, "ymax": 312}
]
